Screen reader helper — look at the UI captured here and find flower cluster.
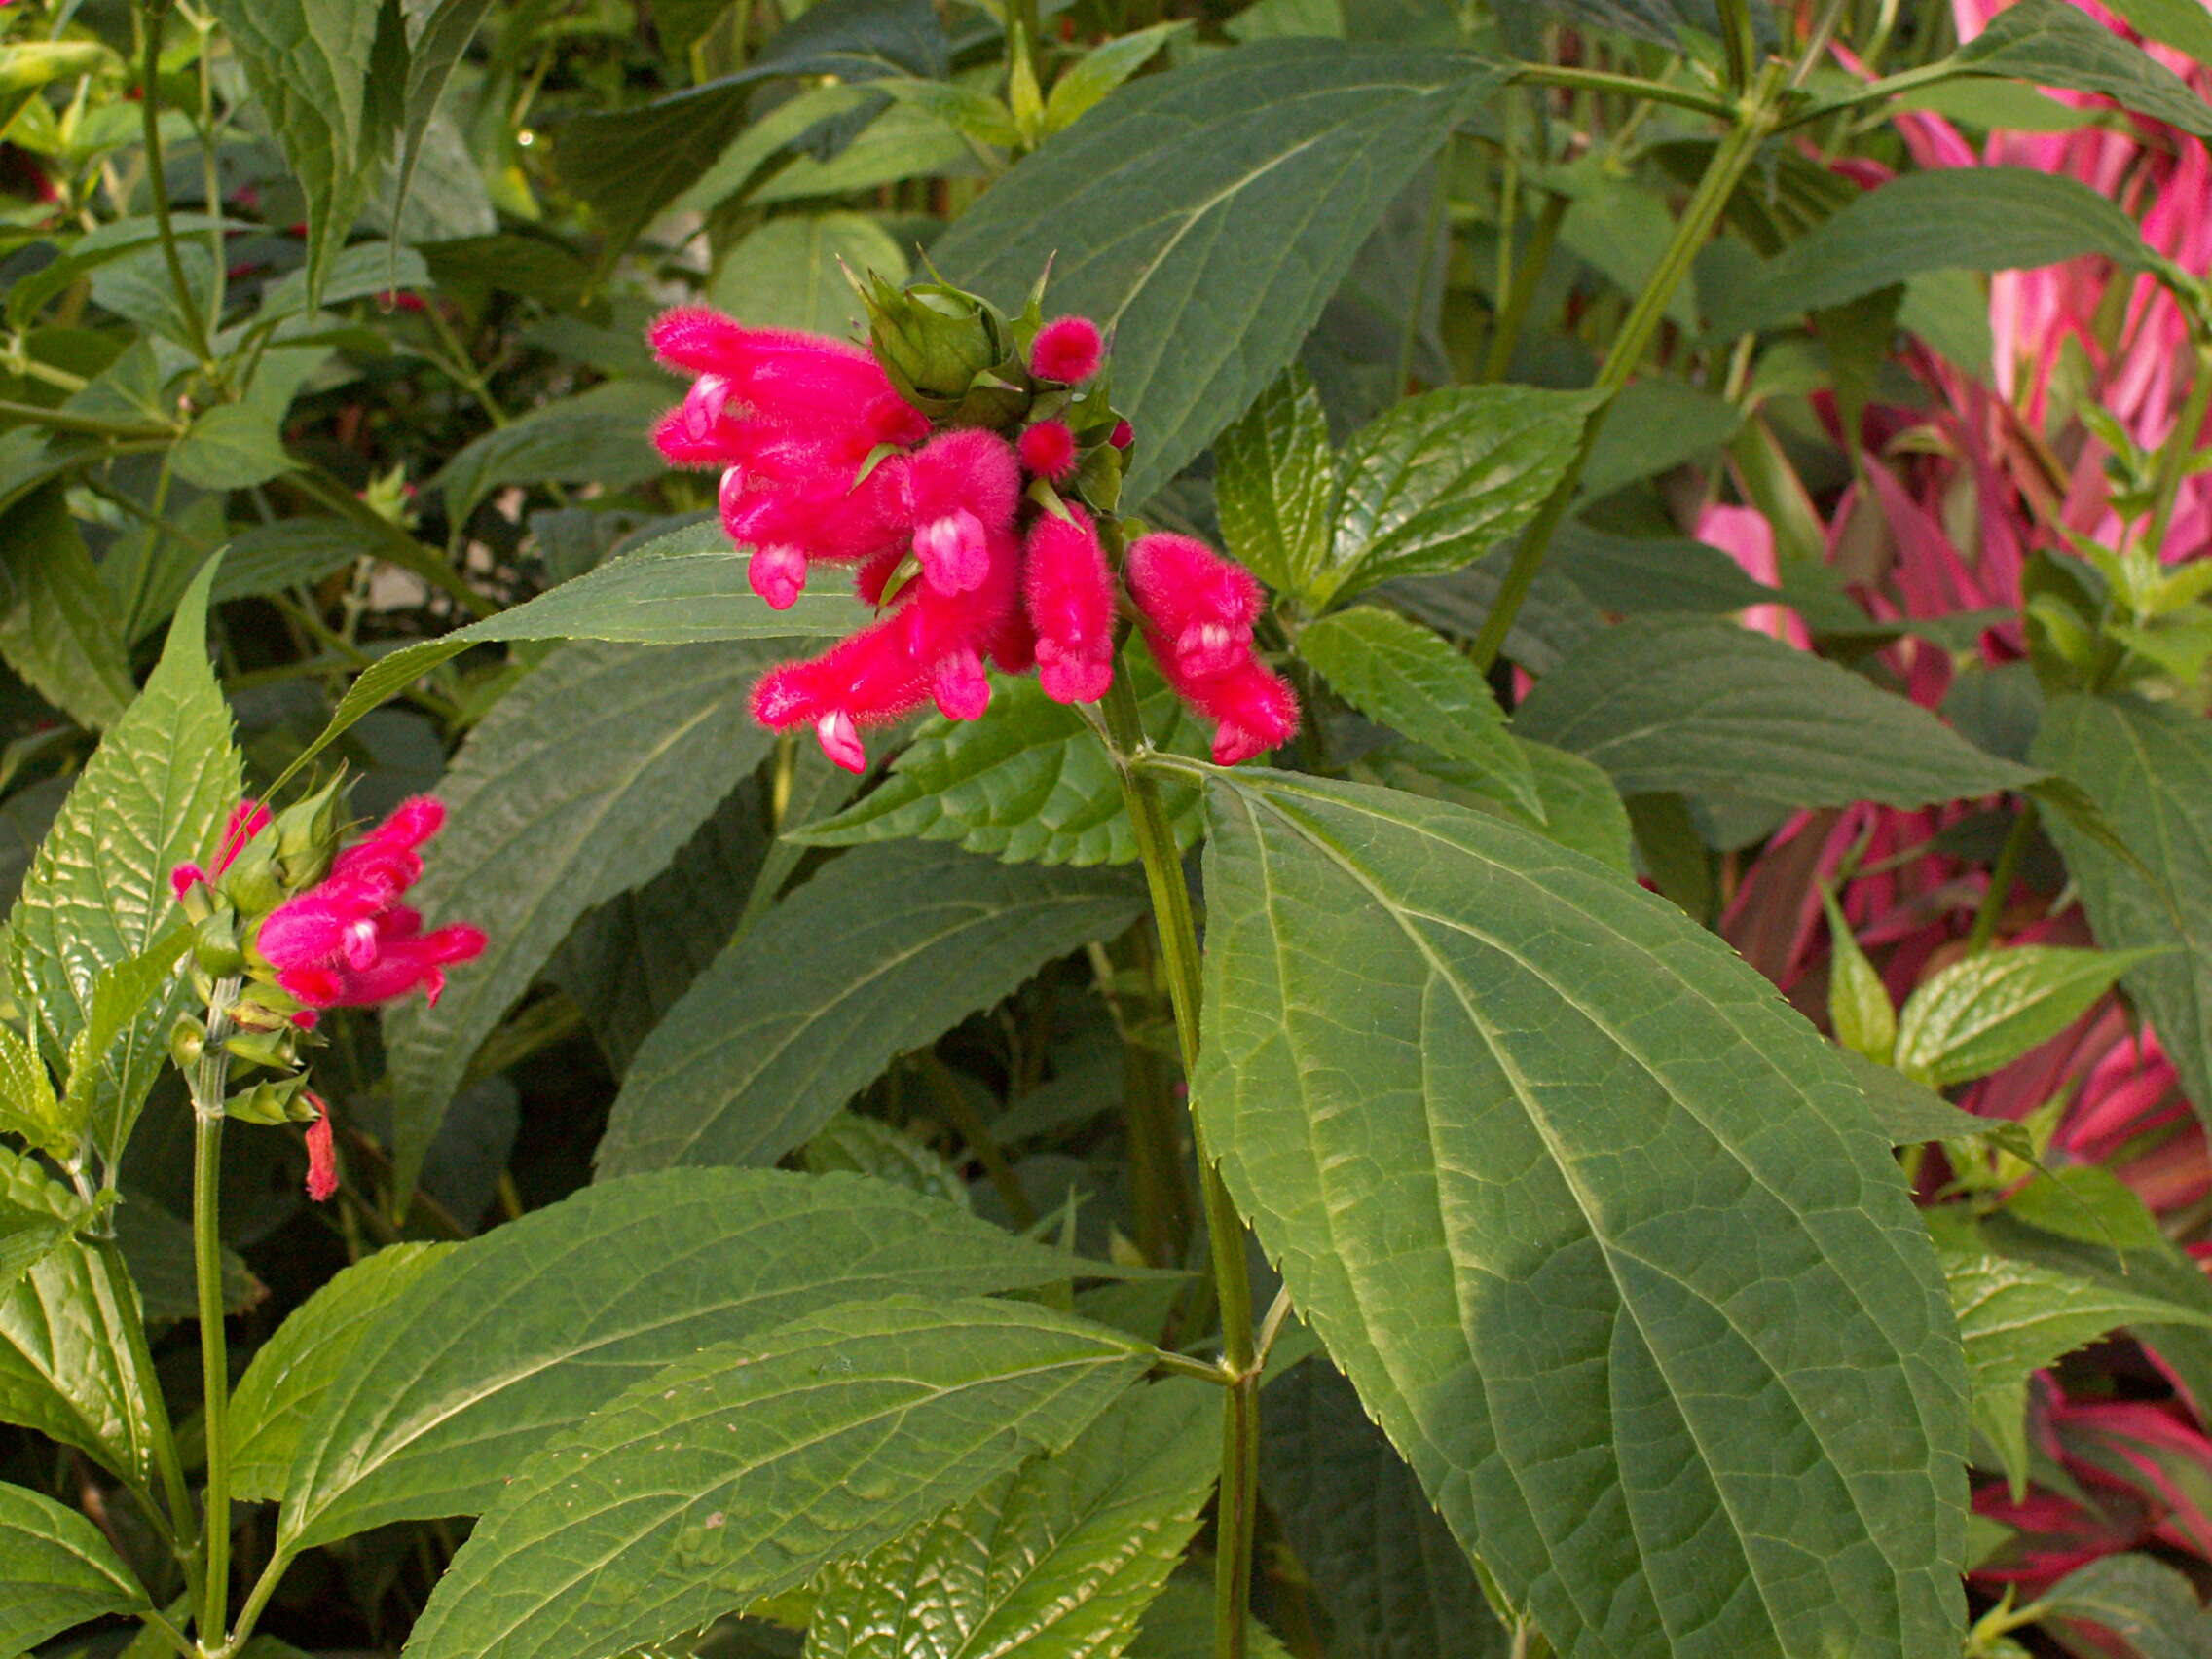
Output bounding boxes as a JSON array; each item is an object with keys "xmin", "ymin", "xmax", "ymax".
[
  {"xmin": 170, "ymin": 786, "xmax": 484, "ymax": 1200},
  {"xmin": 649, "ymin": 278, "xmax": 1298, "ymax": 772}
]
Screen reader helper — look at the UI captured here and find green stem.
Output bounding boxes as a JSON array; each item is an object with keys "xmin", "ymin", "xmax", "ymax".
[
  {"xmin": 135, "ymin": 1, "xmax": 218, "ymax": 381},
  {"xmin": 190, "ymin": 977, "xmax": 240, "ymax": 1643},
  {"xmin": 220, "ymin": 1544, "xmax": 293, "ymax": 1658},
  {"xmin": 1966, "ymin": 802, "xmax": 2037, "ymax": 955},
  {"xmin": 1098, "ymin": 666, "xmax": 1259, "ymax": 1659},
  {"xmin": 0, "ymin": 397, "xmax": 178, "ymax": 439},
  {"xmin": 136, "ymin": 1603, "xmax": 199, "ymax": 1659},
  {"xmin": 1482, "ymin": 191, "xmax": 1567, "ymax": 384},
  {"xmin": 1467, "ymin": 65, "xmax": 1787, "ymax": 674},
  {"xmin": 1508, "ymin": 62, "xmax": 1734, "ymax": 121}
]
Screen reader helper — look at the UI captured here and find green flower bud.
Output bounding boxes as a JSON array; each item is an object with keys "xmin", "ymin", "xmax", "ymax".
[
  {"xmin": 223, "ymin": 1027, "xmax": 297, "ymax": 1072},
  {"xmin": 168, "ymin": 1014, "xmax": 206, "ymax": 1071},
  {"xmin": 858, "ymin": 270, "xmax": 1010, "ymax": 412},
  {"xmin": 226, "ymin": 1073, "xmax": 312, "ymax": 1126},
  {"xmin": 272, "ymin": 773, "xmax": 349, "ymax": 890},
  {"xmin": 193, "ymin": 907, "xmax": 247, "ymax": 977}
]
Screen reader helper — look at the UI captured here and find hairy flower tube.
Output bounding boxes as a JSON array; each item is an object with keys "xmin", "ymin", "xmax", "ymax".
[{"xmin": 653, "ymin": 285, "xmax": 1297, "ymax": 772}]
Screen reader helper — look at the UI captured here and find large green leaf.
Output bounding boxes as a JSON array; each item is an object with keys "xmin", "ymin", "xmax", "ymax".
[
  {"xmin": 1192, "ymin": 769, "xmax": 1968, "ymax": 1659},
  {"xmin": 1214, "ymin": 364, "xmax": 1337, "ymax": 600},
  {"xmin": 434, "ymin": 381, "xmax": 669, "ymax": 522},
  {"xmin": 395, "ymin": 0, "xmax": 499, "ymax": 240},
  {"xmin": 1322, "ymin": 386, "xmax": 1597, "ymax": 605},
  {"xmin": 1513, "ymin": 616, "xmax": 2042, "ymax": 808},
  {"xmin": 806, "ymin": 1378, "xmax": 1221, "ymax": 1659},
  {"xmin": 276, "ymin": 1168, "xmax": 1102, "ymax": 1550},
  {"xmin": 794, "ymin": 659, "xmax": 1207, "ymax": 866},
  {"xmin": 229, "ymin": 1242, "xmax": 457, "ymax": 1501},
  {"xmin": 2101, "ymin": 0, "xmax": 2212, "ymax": 59},
  {"xmin": 2034, "ymin": 694, "xmax": 2212, "ymax": 1131},
  {"xmin": 401, "ymin": 1296, "xmax": 1153, "ymax": 1659},
  {"xmin": 1957, "ymin": 0, "xmax": 2212, "ymax": 138},
  {"xmin": 0, "ymin": 1478, "xmax": 149, "ymax": 1652},
  {"xmin": 275, "ymin": 519, "xmax": 864, "ymax": 789},
  {"xmin": 0, "ymin": 1228, "xmax": 161, "ymax": 1486},
  {"xmin": 935, "ymin": 42, "xmax": 1499, "ymax": 504},
  {"xmin": 597, "ymin": 842, "xmax": 1145, "ymax": 1175},
  {"xmin": 1939, "ymin": 1235, "xmax": 2212, "ymax": 1494},
  {"xmin": 1892, "ymin": 944, "xmax": 2160, "ymax": 1089},
  {"xmin": 0, "ymin": 483, "xmax": 132, "ymax": 729},
  {"xmin": 1710, "ymin": 168, "xmax": 2152, "ymax": 337},
  {"xmin": 1295, "ymin": 606, "xmax": 1539, "ymax": 818},
  {"xmin": 382, "ymin": 640, "xmax": 783, "ymax": 1198},
  {"xmin": 203, "ymin": 0, "xmax": 393, "ymax": 306},
  {"xmin": 8, "ymin": 561, "xmax": 240, "ymax": 1170},
  {"xmin": 712, "ymin": 211, "xmax": 910, "ymax": 332},
  {"xmin": 1354, "ymin": 737, "xmax": 1635, "ymax": 876},
  {"xmin": 1262, "ymin": 1356, "xmax": 1506, "ymax": 1659}
]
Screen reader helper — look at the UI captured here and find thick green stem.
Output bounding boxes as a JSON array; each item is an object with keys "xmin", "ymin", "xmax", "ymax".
[
  {"xmin": 1468, "ymin": 66, "xmax": 1787, "ymax": 674},
  {"xmin": 1508, "ymin": 62, "xmax": 1734, "ymax": 121},
  {"xmin": 190, "ymin": 977, "xmax": 240, "ymax": 1644},
  {"xmin": 1098, "ymin": 667, "xmax": 1259, "ymax": 1659}
]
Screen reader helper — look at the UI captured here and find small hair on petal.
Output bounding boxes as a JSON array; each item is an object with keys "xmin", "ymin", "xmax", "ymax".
[{"xmin": 1030, "ymin": 316, "xmax": 1103, "ymax": 384}]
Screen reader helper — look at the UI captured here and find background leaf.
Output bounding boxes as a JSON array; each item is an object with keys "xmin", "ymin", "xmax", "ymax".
[
  {"xmin": 2040, "ymin": 1551, "xmax": 2212, "ymax": 1659},
  {"xmin": 711, "ymin": 212, "xmax": 909, "ymax": 332},
  {"xmin": 1193, "ymin": 769, "xmax": 1968, "ymax": 1659},
  {"xmin": 597, "ymin": 842, "xmax": 1145, "ymax": 1176},
  {"xmin": 0, "ymin": 482, "xmax": 133, "ymax": 729},
  {"xmin": 277, "ymin": 1168, "xmax": 1100, "ymax": 1550},
  {"xmin": 401, "ymin": 1296, "xmax": 1153, "ymax": 1659},
  {"xmin": 1892, "ymin": 944, "xmax": 2160, "ymax": 1088},
  {"xmin": 1513, "ymin": 616, "xmax": 2043, "ymax": 808},
  {"xmin": 0, "ymin": 1478, "xmax": 149, "ymax": 1653},
  {"xmin": 2034, "ymin": 694, "xmax": 2212, "ymax": 1133},
  {"xmin": 1957, "ymin": 0, "xmax": 2212, "ymax": 138},
  {"xmin": 935, "ymin": 41, "xmax": 1500, "ymax": 504},
  {"xmin": 382, "ymin": 639, "xmax": 785, "ymax": 1198}
]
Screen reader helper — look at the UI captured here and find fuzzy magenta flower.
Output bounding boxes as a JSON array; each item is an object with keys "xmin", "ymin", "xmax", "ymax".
[
  {"xmin": 254, "ymin": 797, "xmax": 486, "ymax": 1011},
  {"xmin": 1125, "ymin": 533, "xmax": 1297, "ymax": 762},
  {"xmin": 1017, "ymin": 420, "xmax": 1079, "ymax": 482},
  {"xmin": 1023, "ymin": 505, "xmax": 1116, "ymax": 705},
  {"xmin": 1030, "ymin": 316, "xmax": 1103, "ymax": 384},
  {"xmin": 906, "ymin": 429, "xmax": 1020, "ymax": 596}
]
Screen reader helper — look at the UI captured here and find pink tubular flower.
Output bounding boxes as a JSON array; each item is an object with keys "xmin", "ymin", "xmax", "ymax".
[
  {"xmin": 1017, "ymin": 420, "xmax": 1079, "ymax": 482},
  {"xmin": 1030, "ymin": 316, "xmax": 1103, "ymax": 384},
  {"xmin": 649, "ymin": 308, "xmax": 904, "ymax": 429},
  {"xmin": 1124, "ymin": 533, "xmax": 1297, "ymax": 763},
  {"xmin": 173, "ymin": 798, "xmax": 272, "ymax": 897},
  {"xmin": 905, "ymin": 429, "xmax": 1020, "ymax": 596},
  {"xmin": 254, "ymin": 796, "xmax": 486, "ymax": 1011},
  {"xmin": 303, "ymin": 1093, "xmax": 338, "ymax": 1202},
  {"xmin": 1023, "ymin": 505, "xmax": 1117, "ymax": 705}
]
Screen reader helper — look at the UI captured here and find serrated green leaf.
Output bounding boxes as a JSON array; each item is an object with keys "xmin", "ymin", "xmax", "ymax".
[
  {"xmin": 1513, "ymin": 616, "xmax": 2045, "ymax": 808},
  {"xmin": 1894, "ymin": 944, "xmax": 2160, "ymax": 1088},
  {"xmin": 1262, "ymin": 1356, "xmax": 1506, "ymax": 1659},
  {"xmin": 401, "ymin": 1296, "xmax": 1153, "ymax": 1659},
  {"xmin": 1125, "ymin": 1577, "xmax": 1294, "ymax": 1659},
  {"xmin": 0, "ymin": 1478, "xmax": 149, "ymax": 1652},
  {"xmin": 794, "ymin": 660, "xmax": 1206, "ymax": 866},
  {"xmin": 273, "ymin": 519, "xmax": 864, "ymax": 794},
  {"xmin": 213, "ymin": 517, "xmax": 373, "ymax": 604},
  {"xmin": 396, "ymin": 0, "xmax": 498, "ymax": 243},
  {"xmin": 2041, "ymin": 1553, "xmax": 2212, "ymax": 1659},
  {"xmin": 1296, "ymin": 607, "xmax": 1539, "ymax": 818},
  {"xmin": 1822, "ymin": 887, "xmax": 1897, "ymax": 1064},
  {"xmin": 2000, "ymin": 1165, "xmax": 2167, "ymax": 1254},
  {"xmin": 803, "ymin": 1115, "xmax": 970, "ymax": 1209},
  {"xmin": 60, "ymin": 931, "xmax": 191, "ymax": 1159},
  {"xmin": 0, "ymin": 1215, "xmax": 161, "ymax": 1486},
  {"xmin": 0, "ymin": 483, "xmax": 132, "ymax": 731},
  {"xmin": 1836, "ymin": 1050, "xmax": 2026, "ymax": 1154},
  {"xmin": 111, "ymin": 1187, "xmax": 264, "ymax": 1327},
  {"xmin": 277, "ymin": 1168, "xmax": 1108, "ymax": 1550},
  {"xmin": 712, "ymin": 212, "xmax": 909, "ymax": 333},
  {"xmin": 1043, "ymin": 21, "xmax": 1190, "ymax": 133},
  {"xmin": 8, "ymin": 560, "xmax": 240, "ymax": 1172},
  {"xmin": 1711, "ymin": 168, "xmax": 2153, "ymax": 337},
  {"xmin": 598, "ymin": 843, "xmax": 1145, "ymax": 1175},
  {"xmin": 203, "ymin": 0, "xmax": 391, "ymax": 307},
  {"xmin": 0, "ymin": 1021, "xmax": 66, "ymax": 1155},
  {"xmin": 230, "ymin": 1241, "xmax": 457, "ymax": 1502},
  {"xmin": 1957, "ymin": 0, "xmax": 2212, "ymax": 138},
  {"xmin": 935, "ymin": 42, "xmax": 1501, "ymax": 505},
  {"xmin": 1214, "ymin": 364, "xmax": 1336, "ymax": 599},
  {"xmin": 1193, "ymin": 768, "xmax": 1968, "ymax": 1659},
  {"xmin": 806, "ymin": 1378, "xmax": 1220, "ymax": 1659},
  {"xmin": 1941, "ymin": 1238, "xmax": 2212, "ymax": 1494},
  {"xmin": 1322, "ymin": 386, "xmax": 1596, "ymax": 606},
  {"xmin": 2033, "ymin": 694, "xmax": 2212, "ymax": 1133},
  {"xmin": 383, "ymin": 640, "xmax": 784, "ymax": 1199},
  {"xmin": 0, "ymin": 1195, "xmax": 73, "ymax": 1300},
  {"xmin": 1371, "ymin": 738, "xmax": 1632, "ymax": 872}
]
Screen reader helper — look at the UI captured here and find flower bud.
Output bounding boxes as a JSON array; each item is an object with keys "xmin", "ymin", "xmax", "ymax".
[
  {"xmin": 272, "ymin": 774, "xmax": 349, "ymax": 890},
  {"xmin": 168, "ymin": 1014, "xmax": 206, "ymax": 1071},
  {"xmin": 858, "ymin": 271, "xmax": 1006, "ymax": 413},
  {"xmin": 192, "ymin": 907, "xmax": 247, "ymax": 977},
  {"xmin": 224, "ymin": 1027, "xmax": 298, "ymax": 1072},
  {"xmin": 226, "ymin": 1073, "xmax": 312, "ymax": 1126}
]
